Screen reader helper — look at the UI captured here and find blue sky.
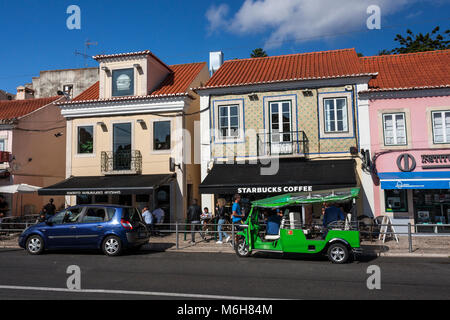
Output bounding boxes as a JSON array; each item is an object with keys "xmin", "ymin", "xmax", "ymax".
[{"xmin": 0, "ymin": 0, "xmax": 449, "ymax": 93}]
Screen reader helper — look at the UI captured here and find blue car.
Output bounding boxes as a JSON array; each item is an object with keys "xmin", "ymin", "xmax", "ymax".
[{"xmin": 19, "ymin": 205, "xmax": 150, "ymax": 256}]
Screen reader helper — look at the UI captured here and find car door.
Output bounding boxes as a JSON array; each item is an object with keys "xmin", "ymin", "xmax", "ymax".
[
  {"xmin": 44, "ymin": 207, "xmax": 84, "ymax": 248},
  {"xmin": 76, "ymin": 207, "xmax": 109, "ymax": 248}
]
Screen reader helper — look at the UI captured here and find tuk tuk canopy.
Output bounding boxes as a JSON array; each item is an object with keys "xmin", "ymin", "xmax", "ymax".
[{"xmin": 251, "ymin": 188, "xmax": 360, "ymax": 209}]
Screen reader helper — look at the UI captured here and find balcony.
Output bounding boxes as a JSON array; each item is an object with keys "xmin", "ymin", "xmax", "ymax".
[
  {"xmin": 257, "ymin": 131, "xmax": 308, "ymax": 158},
  {"xmin": 101, "ymin": 150, "xmax": 142, "ymax": 175}
]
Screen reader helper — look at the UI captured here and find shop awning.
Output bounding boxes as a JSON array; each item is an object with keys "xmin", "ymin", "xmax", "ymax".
[
  {"xmin": 379, "ymin": 172, "xmax": 450, "ymax": 190},
  {"xmin": 199, "ymin": 159, "xmax": 356, "ymax": 195},
  {"xmin": 38, "ymin": 174, "xmax": 175, "ymax": 196}
]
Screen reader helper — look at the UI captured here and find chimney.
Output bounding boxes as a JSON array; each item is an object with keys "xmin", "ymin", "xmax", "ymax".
[
  {"xmin": 209, "ymin": 51, "xmax": 224, "ymax": 76},
  {"xmin": 16, "ymin": 86, "xmax": 34, "ymax": 100}
]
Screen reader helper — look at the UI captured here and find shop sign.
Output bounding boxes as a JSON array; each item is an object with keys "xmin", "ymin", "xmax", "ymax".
[
  {"xmin": 421, "ymin": 154, "xmax": 450, "ymax": 169},
  {"xmin": 237, "ymin": 186, "xmax": 313, "ymax": 194},
  {"xmin": 66, "ymin": 190, "xmax": 121, "ymax": 195},
  {"xmin": 397, "ymin": 154, "xmax": 416, "ymax": 172}
]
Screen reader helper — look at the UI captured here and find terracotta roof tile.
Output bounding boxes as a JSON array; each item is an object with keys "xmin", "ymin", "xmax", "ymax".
[
  {"xmin": 0, "ymin": 96, "xmax": 61, "ymax": 120},
  {"xmin": 68, "ymin": 62, "xmax": 206, "ymax": 105},
  {"xmin": 201, "ymin": 48, "xmax": 373, "ymax": 90},
  {"xmin": 360, "ymin": 50, "xmax": 450, "ymax": 92}
]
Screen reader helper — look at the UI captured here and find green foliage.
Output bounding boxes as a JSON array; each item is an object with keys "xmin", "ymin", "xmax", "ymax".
[
  {"xmin": 250, "ymin": 48, "xmax": 268, "ymax": 58},
  {"xmin": 380, "ymin": 26, "xmax": 450, "ymax": 55}
]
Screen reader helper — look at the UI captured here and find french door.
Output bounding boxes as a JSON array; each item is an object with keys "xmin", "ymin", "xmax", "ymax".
[
  {"xmin": 113, "ymin": 123, "xmax": 132, "ymax": 170},
  {"xmin": 269, "ymin": 101, "xmax": 292, "ymax": 155}
]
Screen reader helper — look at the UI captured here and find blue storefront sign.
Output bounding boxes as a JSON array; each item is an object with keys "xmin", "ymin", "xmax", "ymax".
[{"xmin": 380, "ymin": 171, "xmax": 450, "ymax": 190}]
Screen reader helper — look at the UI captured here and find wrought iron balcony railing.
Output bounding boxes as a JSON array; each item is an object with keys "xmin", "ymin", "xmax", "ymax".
[
  {"xmin": 257, "ymin": 131, "xmax": 308, "ymax": 157},
  {"xmin": 101, "ymin": 150, "xmax": 142, "ymax": 175}
]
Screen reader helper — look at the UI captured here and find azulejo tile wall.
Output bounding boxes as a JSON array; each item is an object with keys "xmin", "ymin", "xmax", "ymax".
[{"xmin": 210, "ymin": 85, "xmax": 359, "ymax": 160}]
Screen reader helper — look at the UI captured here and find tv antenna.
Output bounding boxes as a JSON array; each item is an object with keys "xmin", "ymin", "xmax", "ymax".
[{"xmin": 74, "ymin": 40, "xmax": 98, "ymax": 67}]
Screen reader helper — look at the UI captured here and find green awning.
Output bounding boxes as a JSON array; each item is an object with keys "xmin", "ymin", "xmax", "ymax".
[{"xmin": 251, "ymin": 188, "xmax": 360, "ymax": 208}]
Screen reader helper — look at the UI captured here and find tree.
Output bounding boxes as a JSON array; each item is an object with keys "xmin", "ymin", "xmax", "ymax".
[
  {"xmin": 380, "ymin": 26, "xmax": 450, "ymax": 55},
  {"xmin": 250, "ymin": 48, "xmax": 268, "ymax": 58}
]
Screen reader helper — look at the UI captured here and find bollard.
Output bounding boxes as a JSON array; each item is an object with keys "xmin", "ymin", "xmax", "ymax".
[
  {"xmin": 408, "ymin": 222, "xmax": 413, "ymax": 253},
  {"xmin": 176, "ymin": 222, "xmax": 179, "ymax": 250}
]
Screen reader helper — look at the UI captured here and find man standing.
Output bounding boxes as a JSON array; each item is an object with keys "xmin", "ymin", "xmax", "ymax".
[
  {"xmin": 187, "ymin": 199, "xmax": 202, "ymax": 244},
  {"xmin": 142, "ymin": 207, "xmax": 154, "ymax": 235},
  {"xmin": 231, "ymin": 194, "xmax": 245, "ymax": 225},
  {"xmin": 152, "ymin": 207, "xmax": 165, "ymax": 236},
  {"xmin": 44, "ymin": 198, "xmax": 56, "ymax": 217}
]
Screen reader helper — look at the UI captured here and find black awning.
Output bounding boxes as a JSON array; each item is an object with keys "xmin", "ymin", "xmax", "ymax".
[
  {"xmin": 38, "ymin": 174, "xmax": 175, "ymax": 196},
  {"xmin": 199, "ymin": 159, "xmax": 356, "ymax": 195}
]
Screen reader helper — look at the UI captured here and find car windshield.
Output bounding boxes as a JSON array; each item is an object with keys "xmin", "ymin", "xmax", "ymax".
[
  {"xmin": 122, "ymin": 207, "xmax": 143, "ymax": 223},
  {"xmin": 50, "ymin": 207, "xmax": 83, "ymax": 224}
]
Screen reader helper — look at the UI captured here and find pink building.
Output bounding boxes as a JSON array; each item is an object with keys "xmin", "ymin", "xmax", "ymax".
[{"xmin": 359, "ymin": 50, "xmax": 450, "ymax": 233}]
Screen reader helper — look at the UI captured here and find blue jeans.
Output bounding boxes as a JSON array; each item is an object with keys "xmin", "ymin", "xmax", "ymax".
[{"xmin": 218, "ymin": 219, "xmax": 229, "ymax": 241}]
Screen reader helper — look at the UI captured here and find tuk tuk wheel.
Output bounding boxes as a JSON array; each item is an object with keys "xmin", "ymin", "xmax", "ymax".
[
  {"xmin": 235, "ymin": 238, "xmax": 251, "ymax": 258},
  {"xmin": 327, "ymin": 243, "xmax": 349, "ymax": 264}
]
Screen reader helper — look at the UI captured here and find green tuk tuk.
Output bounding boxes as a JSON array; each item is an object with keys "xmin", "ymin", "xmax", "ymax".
[{"xmin": 234, "ymin": 188, "xmax": 362, "ymax": 264}]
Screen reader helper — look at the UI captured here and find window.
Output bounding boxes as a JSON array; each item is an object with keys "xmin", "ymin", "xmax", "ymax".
[
  {"xmin": 153, "ymin": 121, "xmax": 171, "ymax": 150},
  {"xmin": 0, "ymin": 139, "xmax": 5, "ymax": 151},
  {"xmin": 50, "ymin": 207, "xmax": 83, "ymax": 225},
  {"xmin": 77, "ymin": 126, "xmax": 94, "ymax": 154},
  {"xmin": 112, "ymin": 68, "xmax": 134, "ymax": 97},
  {"xmin": 432, "ymin": 111, "xmax": 450, "ymax": 144},
  {"xmin": 218, "ymin": 105, "xmax": 239, "ymax": 138},
  {"xmin": 385, "ymin": 190, "xmax": 408, "ymax": 212},
  {"xmin": 81, "ymin": 207, "xmax": 107, "ymax": 223},
  {"xmin": 383, "ymin": 113, "xmax": 407, "ymax": 146},
  {"xmin": 324, "ymin": 98, "xmax": 348, "ymax": 133}
]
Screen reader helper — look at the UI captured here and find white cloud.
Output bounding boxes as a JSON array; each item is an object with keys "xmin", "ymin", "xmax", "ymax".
[{"xmin": 206, "ymin": 0, "xmax": 415, "ymax": 48}]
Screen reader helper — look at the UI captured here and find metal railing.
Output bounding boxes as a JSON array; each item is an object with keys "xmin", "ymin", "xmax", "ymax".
[
  {"xmin": 256, "ymin": 131, "xmax": 308, "ymax": 157},
  {"xmin": 101, "ymin": 150, "xmax": 142, "ymax": 174}
]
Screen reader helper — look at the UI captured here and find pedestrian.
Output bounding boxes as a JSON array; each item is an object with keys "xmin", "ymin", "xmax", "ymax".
[
  {"xmin": 200, "ymin": 207, "xmax": 212, "ymax": 242},
  {"xmin": 152, "ymin": 207, "xmax": 165, "ymax": 236},
  {"xmin": 231, "ymin": 194, "xmax": 245, "ymax": 245},
  {"xmin": 216, "ymin": 198, "xmax": 230, "ymax": 244},
  {"xmin": 187, "ymin": 199, "xmax": 202, "ymax": 244},
  {"xmin": 141, "ymin": 206, "xmax": 154, "ymax": 235},
  {"xmin": 43, "ymin": 198, "xmax": 56, "ymax": 217}
]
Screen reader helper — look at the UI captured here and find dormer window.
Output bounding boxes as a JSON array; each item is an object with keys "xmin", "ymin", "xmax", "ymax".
[{"xmin": 112, "ymin": 68, "xmax": 134, "ymax": 97}]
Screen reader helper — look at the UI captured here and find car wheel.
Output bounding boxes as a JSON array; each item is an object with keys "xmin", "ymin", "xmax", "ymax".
[
  {"xmin": 327, "ymin": 243, "xmax": 349, "ymax": 264},
  {"xmin": 102, "ymin": 236, "xmax": 122, "ymax": 257},
  {"xmin": 235, "ymin": 238, "xmax": 251, "ymax": 258},
  {"xmin": 26, "ymin": 235, "xmax": 44, "ymax": 255}
]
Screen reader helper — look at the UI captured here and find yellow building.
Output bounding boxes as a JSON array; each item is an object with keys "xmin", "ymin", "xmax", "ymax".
[{"xmin": 40, "ymin": 51, "xmax": 209, "ymax": 222}]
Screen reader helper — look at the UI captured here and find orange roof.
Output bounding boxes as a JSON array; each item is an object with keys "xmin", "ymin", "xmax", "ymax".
[
  {"xmin": 200, "ymin": 48, "xmax": 373, "ymax": 90},
  {"xmin": 0, "ymin": 96, "xmax": 61, "ymax": 120},
  {"xmin": 68, "ymin": 62, "xmax": 206, "ymax": 104},
  {"xmin": 361, "ymin": 50, "xmax": 450, "ymax": 92}
]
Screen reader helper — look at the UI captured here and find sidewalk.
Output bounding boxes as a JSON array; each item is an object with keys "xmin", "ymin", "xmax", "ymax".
[{"xmin": 2, "ymin": 232, "xmax": 449, "ymax": 258}]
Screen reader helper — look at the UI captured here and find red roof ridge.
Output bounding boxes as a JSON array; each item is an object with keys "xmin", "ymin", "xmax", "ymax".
[
  {"xmin": 0, "ymin": 95, "xmax": 60, "ymax": 106},
  {"xmin": 361, "ymin": 49, "xmax": 450, "ymax": 60},
  {"xmin": 224, "ymin": 48, "xmax": 357, "ymax": 63}
]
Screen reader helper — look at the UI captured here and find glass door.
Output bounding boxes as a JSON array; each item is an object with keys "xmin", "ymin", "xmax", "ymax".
[
  {"xmin": 269, "ymin": 101, "xmax": 292, "ymax": 154},
  {"xmin": 113, "ymin": 123, "xmax": 132, "ymax": 170}
]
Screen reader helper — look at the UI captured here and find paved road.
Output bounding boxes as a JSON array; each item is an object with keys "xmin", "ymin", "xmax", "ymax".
[{"xmin": 0, "ymin": 248, "xmax": 449, "ymax": 300}]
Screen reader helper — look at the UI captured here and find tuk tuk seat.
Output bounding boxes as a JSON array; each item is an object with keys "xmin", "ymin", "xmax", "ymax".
[{"xmin": 263, "ymin": 216, "xmax": 285, "ymax": 241}]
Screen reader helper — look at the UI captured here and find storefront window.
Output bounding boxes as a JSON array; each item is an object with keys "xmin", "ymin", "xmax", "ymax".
[
  {"xmin": 413, "ymin": 190, "xmax": 450, "ymax": 233},
  {"xmin": 384, "ymin": 189, "xmax": 408, "ymax": 212}
]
